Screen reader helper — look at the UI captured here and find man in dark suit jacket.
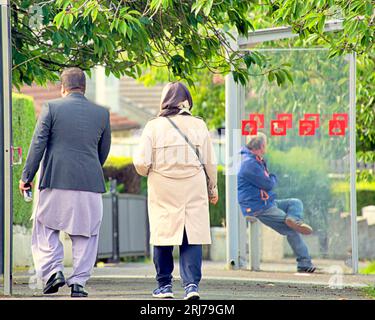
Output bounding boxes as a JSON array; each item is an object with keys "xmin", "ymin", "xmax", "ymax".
[{"xmin": 19, "ymin": 67, "xmax": 111, "ymax": 297}]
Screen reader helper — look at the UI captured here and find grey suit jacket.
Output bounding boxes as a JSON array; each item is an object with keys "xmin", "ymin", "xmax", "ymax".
[{"xmin": 22, "ymin": 92, "xmax": 111, "ymax": 193}]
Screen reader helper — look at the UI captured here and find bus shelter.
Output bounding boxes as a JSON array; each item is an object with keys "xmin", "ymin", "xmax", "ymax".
[{"xmin": 225, "ymin": 20, "xmax": 358, "ymax": 274}]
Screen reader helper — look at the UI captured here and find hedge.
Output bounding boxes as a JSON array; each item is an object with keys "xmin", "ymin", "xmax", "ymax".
[
  {"xmin": 12, "ymin": 93, "xmax": 36, "ymax": 227},
  {"xmin": 332, "ymin": 181, "xmax": 375, "ymax": 215},
  {"xmin": 103, "ymin": 156, "xmax": 141, "ymax": 194}
]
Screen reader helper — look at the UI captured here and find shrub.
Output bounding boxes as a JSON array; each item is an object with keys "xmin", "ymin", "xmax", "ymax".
[
  {"xmin": 12, "ymin": 93, "xmax": 36, "ymax": 227},
  {"xmin": 209, "ymin": 166, "xmax": 226, "ymax": 227},
  {"xmin": 360, "ymin": 260, "xmax": 375, "ymax": 275},
  {"xmin": 332, "ymin": 181, "xmax": 375, "ymax": 215},
  {"xmin": 103, "ymin": 156, "xmax": 141, "ymax": 194}
]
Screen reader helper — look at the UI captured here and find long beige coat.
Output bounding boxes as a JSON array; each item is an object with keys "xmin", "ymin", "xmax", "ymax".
[{"xmin": 133, "ymin": 114, "xmax": 217, "ymax": 246}]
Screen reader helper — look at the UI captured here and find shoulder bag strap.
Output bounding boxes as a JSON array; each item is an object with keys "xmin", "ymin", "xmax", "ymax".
[{"xmin": 165, "ymin": 117, "xmax": 209, "ymax": 179}]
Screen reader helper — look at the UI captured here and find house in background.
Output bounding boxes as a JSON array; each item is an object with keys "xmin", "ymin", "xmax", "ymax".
[
  {"xmin": 19, "ymin": 79, "xmax": 140, "ymax": 131},
  {"xmin": 84, "ymin": 67, "xmax": 166, "ymax": 156},
  {"xmin": 85, "ymin": 66, "xmax": 164, "ymax": 126}
]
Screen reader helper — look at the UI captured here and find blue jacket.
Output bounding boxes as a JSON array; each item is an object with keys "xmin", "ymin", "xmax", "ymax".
[{"xmin": 237, "ymin": 147, "xmax": 277, "ymax": 216}]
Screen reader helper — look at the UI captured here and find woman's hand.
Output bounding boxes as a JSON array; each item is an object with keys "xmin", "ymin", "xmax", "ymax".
[{"xmin": 209, "ymin": 194, "xmax": 219, "ymax": 205}]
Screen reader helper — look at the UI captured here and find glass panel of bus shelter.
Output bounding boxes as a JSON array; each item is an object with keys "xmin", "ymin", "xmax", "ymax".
[{"xmin": 243, "ymin": 49, "xmax": 353, "ymax": 273}]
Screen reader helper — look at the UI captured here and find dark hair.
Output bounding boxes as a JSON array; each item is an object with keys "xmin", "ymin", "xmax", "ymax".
[{"xmin": 61, "ymin": 67, "xmax": 86, "ymax": 92}]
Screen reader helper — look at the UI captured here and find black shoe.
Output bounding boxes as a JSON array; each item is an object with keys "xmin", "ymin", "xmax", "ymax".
[
  {"xmin": 43, "ymin": 271, "xmax": 66, "ymax": 294},
  {"xmin": 297, "ymin": 266, "xmax": 317, "ymax": 273},
  {"xmin": 70, "ymin": 284, "xmax": 88, "ymax": 298}
]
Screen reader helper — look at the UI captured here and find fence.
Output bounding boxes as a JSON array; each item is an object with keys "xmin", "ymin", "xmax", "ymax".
[{"xmin": 98, "ymin": 192, "xmax": 149, "ymax": 260}]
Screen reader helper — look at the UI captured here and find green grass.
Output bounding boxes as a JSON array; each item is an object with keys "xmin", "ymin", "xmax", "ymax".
[
  {"xmin": 360, "ymin": 261, "xmax": 375, "ymax": 299},
  {"xmin": 360, "ymin": 261, "xmax": 375, "ymax": 275},
  {"xmin": 362, "ymin": 286, "xmax": 375, "ymax": 299}
]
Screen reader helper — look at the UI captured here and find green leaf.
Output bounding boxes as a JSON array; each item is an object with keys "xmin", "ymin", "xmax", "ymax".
[
  {"xmin": 91, "ymin": 8, "xmax": 98, "ymax": 22},
  {"xmin": 150, "ymin": 0, "xmax": 171, "ymax": 12},
  {"xmin": 251, "ymin": 52, "xmax": 264, "ymax": 66},
  {"xmin": 203, "ymin": 0, "xmax": 214, "ymax": 16},
  {"xmin": 119, "ymin": 21, "xmax": 128, "ymax": 36},
  {"xmin": 317, "ymin": 15, "xmax": 325, "ymax": 34},
  {"xmin": 281, "ymin": 69, "xmax": 293, "ymax": 84},
  {"xmin": 192, "ymin": 0, "xmax": 205, "ymax": 16},
  {"xmin": 53, "ymin": 11, "xmax": 65, "ymax": 29},
  {"xmin": 63, "ymin": 13, "xmax": 74, "ymax": 29},
  {"xmin": 268, "ymin": 71, "xmax": 275, "ymax": 82},
  {"xmin": 275, "ymin": 70, "xmax": 286, "ymax": 86},
  {"xmin": 243, "ymin": 53, "xmax": 255, "ymax": 68},
  {"xmin": 110, "ymin": 20, "xmax": 117, "ymax": 32}
]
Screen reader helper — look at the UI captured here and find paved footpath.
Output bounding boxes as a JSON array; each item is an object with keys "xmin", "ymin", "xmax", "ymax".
[{"xmin": 1, "ymin": 260, "xmax": 375, "ymax": 300}]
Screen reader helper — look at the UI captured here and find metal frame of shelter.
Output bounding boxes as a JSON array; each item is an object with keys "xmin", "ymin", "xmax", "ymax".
[
  {"xmin": 1, "ymin": 0, "xmax": 12, "ymax": 296},
  {"xmin": 225, "ymin": 20, "xmax": 358, "ymax": 273}
]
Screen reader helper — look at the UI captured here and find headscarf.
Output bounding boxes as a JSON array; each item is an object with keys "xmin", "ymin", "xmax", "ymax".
[{"xmin": 158, "ymin": 82, "xmax": 193, "ymax": 117}]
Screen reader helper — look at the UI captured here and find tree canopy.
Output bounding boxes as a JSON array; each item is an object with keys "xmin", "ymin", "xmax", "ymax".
[{"xmin": 12, "ymin": 0, "xmax": 374, "ymax": 88}]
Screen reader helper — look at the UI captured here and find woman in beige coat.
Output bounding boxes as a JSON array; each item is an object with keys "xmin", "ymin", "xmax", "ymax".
[{"xmin": 133, "ymin": 82, "xmax": 218, "ymax": 300}]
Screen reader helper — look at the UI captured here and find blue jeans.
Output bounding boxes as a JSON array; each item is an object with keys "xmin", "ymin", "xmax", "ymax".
[
  {"xmin": 255, "ymin": 198, "xmax": 313, "ymax": 269},
  {"xmin": 153, "ymin": 229, "xmax": 202, "ymax": 288}
]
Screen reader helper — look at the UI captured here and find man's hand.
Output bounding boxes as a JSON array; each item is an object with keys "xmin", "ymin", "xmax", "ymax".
[
  {"xmin": 19, "ymin": 180, "xmax": 33, "ymax": 196},
  {"xmin": 209, "ymin": 194, "xmax": 219, "ymax": 205}
]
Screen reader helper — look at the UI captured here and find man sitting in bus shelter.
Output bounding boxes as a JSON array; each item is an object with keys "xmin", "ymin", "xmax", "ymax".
[{"xmin": 237, "ymin": 132, "xmax": 316, "ymax": 273}]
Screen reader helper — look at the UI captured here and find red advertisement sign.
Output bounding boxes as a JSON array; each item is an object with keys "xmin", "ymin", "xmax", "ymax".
[
  {"xmin": 249, "ymin": 113, "xmax": 265, "ymax": 129},
  {"xmin": 299, "ymin": 119, "xmax": 316, "ymax": 136},
  {"xmin": 270, "ymin": 120, "xmax": 287, "ymax": 136},
  {"xmin": 304, "ymin": 114, "xmax": 320, "ymax": 128},
  {"xmin": 240, "ymin": 112, "xmax": 349, "ymax": 137},
  {"xmin": 332, "ymin": 113, "xmax": 348, "ymax": 128},
  {"xmin": 241, "ymin": 120, "xmax": 258, "ymax": 136},
  {"xmin": 329, "ymin": 119, "xmax": 347, "ymax": 136},
  {"xmin": 277, "ymin": 113, "xmax": 293, "ymax": 129}
]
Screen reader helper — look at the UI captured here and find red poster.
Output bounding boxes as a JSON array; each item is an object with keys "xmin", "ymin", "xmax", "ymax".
[
  {"xmin": 299, "ymin": 119, "xmax": 316, "ymax": 136},
  {"xmin": 270, "ymin": 120, "xmax": 287, "ymax": 136},
  {"xmin": 332, "ymin": 113, "xmax": 348, "ymax": 128},
  {"xmin": 329, "ymin": 120, "xmax": 346, "ymax": 136},
  {"xmin": 249, "ymin": 113, "xmax": 265, "ymax": 129},
  {"xmin": 304, "ymin": 114, "xmax": 320, "ymax": 128},
  {"xmin": 241, "ymin": 120, "xmax": 258, "ymax": 136},
  {"xmin": 277, "ymin": 113, "xmax": 293, "ymax": 129}
]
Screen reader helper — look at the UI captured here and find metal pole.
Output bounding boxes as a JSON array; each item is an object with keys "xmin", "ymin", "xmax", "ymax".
[
  {"xmin": 225, "ymin": 34, "xmax": 241, "ymax": 269},
  {"xmin": 238, "ymin": 84, "xmax": 247, "ymax": 268},
  {"xmin": 110, "ymin": 179, "xmax": 120, "ymax": 263},
  {"xmin": 1, "ymin": 0, "xmax": 12, "ymax": 295},
  {"xmin": 247, "ymin": 218, "xmax": 261, "ymax": 271},
  {"xmin": 349, "ymin": 52, "xmax": 358, "ymax": 274}
]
